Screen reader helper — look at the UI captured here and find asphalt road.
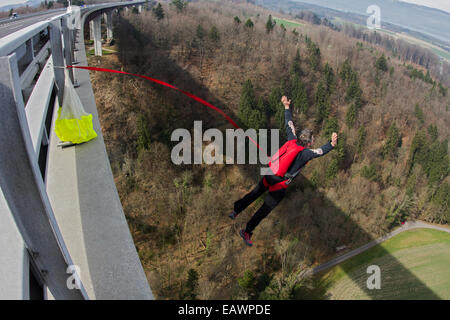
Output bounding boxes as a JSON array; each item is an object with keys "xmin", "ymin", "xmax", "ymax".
[{"xmin": 0, "ymin": 9, "xmax": 65, "ymax": 39}]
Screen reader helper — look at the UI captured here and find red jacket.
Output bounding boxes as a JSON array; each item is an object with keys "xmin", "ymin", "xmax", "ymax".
[{"xmin": 269, "ymin": 139, "xmax": 305, "ymax": 177}]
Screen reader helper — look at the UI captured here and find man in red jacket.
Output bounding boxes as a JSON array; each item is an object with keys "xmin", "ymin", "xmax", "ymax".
[{"xmin": 230, "ymin": 96, "xmax": 338, "ymax": 246}]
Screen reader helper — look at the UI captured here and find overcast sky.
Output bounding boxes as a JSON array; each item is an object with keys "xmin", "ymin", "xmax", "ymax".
[
  {"xmin": 1, "ymin": 0, "xmax": 449, "ymax": 13},
  {"xmin": 0, "ymin": 0, "xmax": 27, "ymax": 5},
  {"xmin": 399, "ymin": 0, "xmax": 450, "ymax": 13}
]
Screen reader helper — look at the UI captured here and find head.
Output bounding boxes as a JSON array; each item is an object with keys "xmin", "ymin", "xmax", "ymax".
[{"xmin": 297, "ymin": 128, "xmax": 314, "ymax": 148}]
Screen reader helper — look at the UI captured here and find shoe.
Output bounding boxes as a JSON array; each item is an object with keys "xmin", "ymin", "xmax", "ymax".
[
  {"xmin": 239, "ymin": 229, "xmax": 253, "ymax": 246},
  {"xmin": 229, "ymin": 211, "xmax": 238, "ymax": 220}
]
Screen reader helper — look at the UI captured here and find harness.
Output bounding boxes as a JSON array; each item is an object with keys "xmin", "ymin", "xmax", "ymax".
[{"xmin": 264, "ymin": 139, "xmax": 305, "ymax": 192}]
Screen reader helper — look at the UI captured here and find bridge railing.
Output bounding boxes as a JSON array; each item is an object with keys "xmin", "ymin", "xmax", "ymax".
[{"xmin": 0, "ymin": 1, "xmax": 145, "ymax": 300}]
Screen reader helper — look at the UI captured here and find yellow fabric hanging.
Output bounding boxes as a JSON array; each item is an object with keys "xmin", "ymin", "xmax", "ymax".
[
  {"xmin": 54, "ymin": 69, "xmax": 97, "ymax": 144},
  {"xmin": 55, "ymin": 107, "xmax": 97, "ymax": 144}
]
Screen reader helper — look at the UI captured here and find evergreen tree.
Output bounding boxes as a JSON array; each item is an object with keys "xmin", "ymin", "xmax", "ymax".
[
  {"xmin": 375, "ymin": 54, "xmax": 388, "ymax": 72},
  {"xmin": 275, "ymin": 106, "xmax": 286, "ymax": 141},
  {"xmin": 315, "ymin": 80, "xmax": 329, "ymax": 123},
  {"xmin": 266, "ymin": 15, "xmax": 275, "ymax": 33},
  {"xmin": 414, "ymin": 104, "xmax": 424, "ymax": 125},
  {"xmin": 324, "ymin": 63, "xmax": 335, "ymax": 93},
  {"xmin": 196, "ymin": 24, "xmax": 206, "ymax": 41},
  {"xmin": 427, "ymin": 139, "xmax": 448, "ymax": 185},
  {"xmin": 382, "ymin": 122, "xmax": 401, "ymax": 159},
  {"xmin": 340, "ymin": 59, "xmax": 352, "ymax": 82},
  {"xmin": 291, "ymin": 49, "xmax": 301, "ymax": 77},
  {"xmin": 185, "ymin": 269, "xmax": 199, "ymax": 300},
  {"xmin": 346, "ymin": 71, "xmax": 363, "ymax": 108},
  {"xmin": 136, "ymin": 115, "xmax": 151, "ymax": 152},
  {"xmin": 209, "ymin": 25, "xmax": 220, "ymax": 44},
  {"xmin": 356, "ymin": 125, "xmax": 367, "ymax": 156},
  {"xmin": 407, "ymin": 130, "xmax": 428, "ymax": 174},
  {"xmin": 238, "ymin": 270, "xmax": 257, "ymax": 299},
  {"xmin": 170, "ymin": 0, "xmax": 187, "ymax": 13},
  {"xmin": 326, "ymin": 158, "xmax": 339, "ymax": 180},
  {"xmin": 323, "ymin": 117, "xmax": 339, "ymax": 137},
  {"xmin": 346, "ymin": 102, "xmax": 357, "ymax": 128},
  {"xmin": 152, "ymin": 3, "xmax": 165, "ymax": 21},
  {"xmin": 427, "ymin": 124, "xmax": 438, "ymax": 142},
  {"xmin": 238, "ymin": 80, "xmax": 266, "ymax": 129},
  {"xmin": 424, "ymin": 70, "xmax": 433, "ymax": 84},
  {"xmin": 292, "ymin": 77, "xmax": 308, "ymax": 114},
  {"xmin": 268, "ymin": 87, "xmax": 282, "ymax": 116},
  {"xmin": 244, "ymin": 19, "xmax": 254, "ymax": 29},
  {"xmin": 234, "ymin": 16, "xmax": 241, "ymax": 25},
  {"xmin": 307, "ymin": 41, "xmax": 321, "ymax": 71}
]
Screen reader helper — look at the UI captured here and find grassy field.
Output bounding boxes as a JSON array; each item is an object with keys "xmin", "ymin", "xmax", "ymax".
[
  {"xmin": 273, "ymin": 17, "xmax": 304, "ymax": 29},
  {"xmin": 314, "ymin": 228, "xmax": 450, "ymax": 300},
  {"xmin": 87, "ymin": 47, "xmax": 116, "ymax": 56}
]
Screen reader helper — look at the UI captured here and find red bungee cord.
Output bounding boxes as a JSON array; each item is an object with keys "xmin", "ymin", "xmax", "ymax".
[{"xmin": 68, "ymin": 65, "xmax": 265, "ymax": 155}]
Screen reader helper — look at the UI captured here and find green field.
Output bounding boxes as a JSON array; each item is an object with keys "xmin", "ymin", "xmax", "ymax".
[
  {"xmin": 315, "ymin": 229, "xmax": 450, "ymax": 300},
  {"xmin": 273, "ymin": 17, "xmax": 304, "ymax": 29},
  {"xmin": 87, "ymin": 48, "xmax": 116, "ymax": 56}
]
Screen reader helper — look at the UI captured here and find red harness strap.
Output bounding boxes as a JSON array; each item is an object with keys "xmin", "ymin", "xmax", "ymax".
[{"xmin": 263, "ymin": 177, "xmax": 289, "ymax": 192}]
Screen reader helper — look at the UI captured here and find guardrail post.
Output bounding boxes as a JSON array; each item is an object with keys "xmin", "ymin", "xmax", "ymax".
[
  {"xmin": 0, "ymin": 53, "xmax": 87, "ymax": 300},
  {"xmin": 61, "ymin": 17, "xmax": 74, "ymax": 84},
  {"xmin": 49, "ymin": 19, "xmax": 65, "ymax": 107}
]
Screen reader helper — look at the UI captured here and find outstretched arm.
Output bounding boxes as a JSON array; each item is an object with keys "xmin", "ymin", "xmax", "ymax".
[
  {"xmin": 309, "ymin": 133, "xmax": 338, "ymax": 159},
  {"xmin": 282, "ymin": 96, "xmax": 297, "ymax": 141},
  {"xmin": 286, "ymin": 132, "xmax": 338, "ymax": 177}
]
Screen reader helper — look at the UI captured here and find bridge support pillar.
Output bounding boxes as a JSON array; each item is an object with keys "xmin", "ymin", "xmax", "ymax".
[
  {"xmin": 104, "ymin": 11, "xmax": 113, "ymax": 40},
  {"xmin": 93, "ymin": 16, "xmax": 102, "ymax": 57},
  {"xmin": 125, "ymin": 7, "xmax": 129, "ymax": 13},
  {"xmin": 89, "ymin": 20, "xmax": 94, "ymax": 41},
  {"xmin": 138, "ymin": 5, "xmax": 142, "ymax": 13}
]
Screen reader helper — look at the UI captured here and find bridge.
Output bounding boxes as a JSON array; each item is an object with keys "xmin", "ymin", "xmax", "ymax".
[{"xmin": 0, "ymin": 1, "xmax": 153, "ymax": 300}]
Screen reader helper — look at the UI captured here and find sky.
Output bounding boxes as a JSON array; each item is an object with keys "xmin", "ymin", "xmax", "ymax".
[
  {"xmin": 1, "ymin": 0, "xmax": 450, "ymax": 13},
  {"xmin": 399, "ymin": 0, "xmax": 450, "ymax": 13},
  {"xmin": 0, "ymin": 0, "xmax": 28, "ymax": 5}
]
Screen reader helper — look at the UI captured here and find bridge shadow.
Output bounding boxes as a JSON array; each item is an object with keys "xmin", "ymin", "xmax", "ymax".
[
  {"xmin": 230, "ymin": 167, "xmax": 442, "ymax": 300},
  {"xmin": 93, "ymin": 16, "xmax": 441, "ymax": 300}
]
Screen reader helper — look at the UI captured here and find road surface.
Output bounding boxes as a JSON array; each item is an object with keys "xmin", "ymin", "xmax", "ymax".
[{"xmin": 0, "ymin": 9, "xmax": 65, "ymax": 39}]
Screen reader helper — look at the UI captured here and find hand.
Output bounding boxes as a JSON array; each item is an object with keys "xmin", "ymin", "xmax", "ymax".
[
  {"xmin": 281, "ymin": 96, "xmax": 291, "ymax": 109},
  {"xmin": 331, "ymin": 132, "xmax": 338, "ymax": 147}
]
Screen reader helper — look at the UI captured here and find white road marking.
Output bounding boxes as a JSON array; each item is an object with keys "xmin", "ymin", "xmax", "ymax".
[{"xmin": 8, "ymin": 23, "xmax": 24, "ymax": 30}]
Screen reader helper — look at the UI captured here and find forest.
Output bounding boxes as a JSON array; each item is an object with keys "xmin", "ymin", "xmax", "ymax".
[{"xmin": 87, "ymin": 0, "xmax": 449, "ymax": 299}]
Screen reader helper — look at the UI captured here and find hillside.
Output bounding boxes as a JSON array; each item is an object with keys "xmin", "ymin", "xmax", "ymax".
[{"xmin": 88, "ymin": 0, "xmax": 449, "ymax": 299}]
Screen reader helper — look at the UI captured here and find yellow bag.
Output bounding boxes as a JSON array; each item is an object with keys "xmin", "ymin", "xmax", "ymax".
[{"xmin": 55, "ymin": 70, "xmax": 97, "ymax": 144}]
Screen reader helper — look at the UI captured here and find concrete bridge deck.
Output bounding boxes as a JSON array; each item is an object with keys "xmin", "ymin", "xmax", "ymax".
[{"xmin": 45, "ymin": 10, "xmax": 153, "ymax": 300}]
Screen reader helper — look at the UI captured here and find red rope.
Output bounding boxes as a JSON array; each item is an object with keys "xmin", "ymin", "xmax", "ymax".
[{"xmin": 68, "ymin": 65, "xmax": 266, "ymax": 156}]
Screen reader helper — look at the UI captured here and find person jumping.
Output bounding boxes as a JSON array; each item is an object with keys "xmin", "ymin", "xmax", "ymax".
[{"xmin": 230, "ymin": 96, "xmax": 338, "ymax": 246}]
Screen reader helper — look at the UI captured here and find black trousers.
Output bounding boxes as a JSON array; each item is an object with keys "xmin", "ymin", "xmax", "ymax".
[{"xmin": 234, "ymin": 176, "xmax": 286, "ymax": 233}]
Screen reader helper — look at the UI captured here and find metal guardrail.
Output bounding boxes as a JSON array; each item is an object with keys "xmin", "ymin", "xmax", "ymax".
[{"xmin": 0, "ymin": 1, "xmax": 145, "ymax": 300}]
